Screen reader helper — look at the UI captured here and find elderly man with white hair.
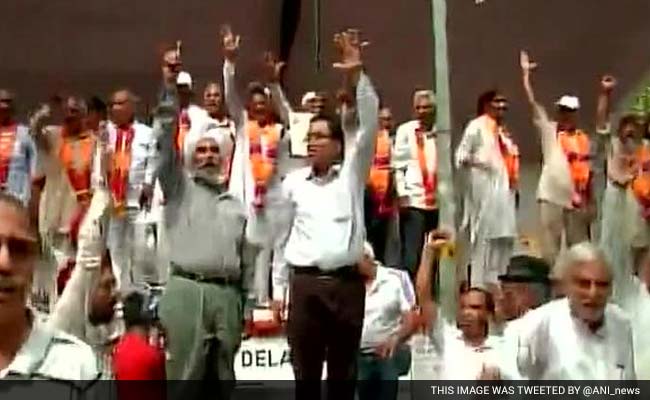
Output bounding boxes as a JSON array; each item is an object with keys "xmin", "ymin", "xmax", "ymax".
[
  {"xmin": 392, "ymin": 89, "xmax": 440, "ymax": 277},
  {"xmin": 513, "ymin": 242, "xmax": 636, "ymax": 380},
  {"xmin": 152, "ymin": 91, "xmax": 259, "ymax": 396}
]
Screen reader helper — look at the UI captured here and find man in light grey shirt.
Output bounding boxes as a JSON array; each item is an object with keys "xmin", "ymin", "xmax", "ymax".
[{"xmin": 153, "ymin": 91, "xmax": 259, "ymax": 398}]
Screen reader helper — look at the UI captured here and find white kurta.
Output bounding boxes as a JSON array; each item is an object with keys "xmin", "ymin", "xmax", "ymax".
[
  {"xmin": 223, "ymin": 60, "xmax": 294, "ymax": 304},
  {"xmin": 514, "ymin": 298, "xmax": 636, "ymax": 380},
  {"xmin": 455, "ymin": 115, "xmax": 517, "ymax": 287}
]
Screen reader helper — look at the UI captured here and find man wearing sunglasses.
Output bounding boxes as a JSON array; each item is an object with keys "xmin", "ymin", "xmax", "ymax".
[
  {"xmin": 160, "ymin": 46, "xmax": 183, "ymax": 103},
  {"xmin": 0, "ymin": 192, "xmax": 99, "ymax": 381},
  {"xmin": 455, "ymin": 90, "xmax": 519, "ymax": 292}
]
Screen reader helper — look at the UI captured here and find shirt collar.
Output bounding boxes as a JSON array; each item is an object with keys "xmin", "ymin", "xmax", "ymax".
[
  {"xmin": 306, "ymin": 164, "xmax": 341, "ymax": 181},
  {"xmin": 2, "ymin": 310, "xmax": 52, "ymax": 377}
]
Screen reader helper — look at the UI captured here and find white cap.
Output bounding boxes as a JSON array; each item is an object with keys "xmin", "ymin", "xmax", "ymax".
[
  {"xmin": 176, "ymin": 71, "xmax": 193, "ymax": 89},
  {"xmin": 555, "ymin": 95, "xmax": 580, "ymax": 110},
  {"xmin": 301, "ymin": 91, "xmax": 317, "ymax": 107}
]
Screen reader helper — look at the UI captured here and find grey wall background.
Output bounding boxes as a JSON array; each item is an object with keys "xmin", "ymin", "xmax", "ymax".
[{"xmin": 1, "ymin": 0, "xmax": 649, "ymax": 240}]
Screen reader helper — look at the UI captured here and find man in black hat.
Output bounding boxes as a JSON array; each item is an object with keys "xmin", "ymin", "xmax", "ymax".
[{"xmin": 497, "ymin": 255, "xmax": 551, "ymax": 322}]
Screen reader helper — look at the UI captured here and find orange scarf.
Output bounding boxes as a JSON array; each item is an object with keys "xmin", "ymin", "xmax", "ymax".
[
  {"xmin": 484, "ymin": 115, "xmax": 519, "ymax": 190},
  {"xmin": 248, "ymin": 121, "xmax": 280, "ymax": 208},
  {"xmin": 558, "ymin": 129, "xmax": 591, "ymax": 208},
  {"xmin": 0, "ymin": 124, "xmax": 17, "ymax": 186},
  {"xmin": 109, "ymin": 125, "xmax": 135, "ymax": 215},
  {"xmin": 632, "ymin": 142, "xmax": 650, "ymax": 220},
  {"xmin": 415, "ymin": 127, "xmax": 436, "ymax": 208},
  {"xmin": 367, "ymin": 129, "xmax": 395, "ymax": 216},
  {"xmin": 59, "ymin": 129, "xmax": 95, "ymax": 204},
  {"xmin": 175, "ymin": 110, "xmax": 191, "ymax": 160}
]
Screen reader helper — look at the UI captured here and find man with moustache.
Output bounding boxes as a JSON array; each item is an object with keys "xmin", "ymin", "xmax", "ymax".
[
  {"xmin": 0, "ymin": 192, "xmax": 99, "ymax": 381},
  {"xmin": 200, "ymin": 82, "xmax": 236, "ymax": 184},
  {"xmin": 153, "ymin": 89, "xmax": 259, "ymax": 397},
  {"xmin": 514, "ymin": 242, "xmax": 635, "ymax": 379}
]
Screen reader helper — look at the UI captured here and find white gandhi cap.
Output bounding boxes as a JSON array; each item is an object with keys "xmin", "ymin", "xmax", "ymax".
[
  {"xmin": 176, "ymin": 71, "xmax": 193, "ymax": 89},
  {"xmin": 555, "ymin": 95, "xmax": 580, "ymax": 110}
]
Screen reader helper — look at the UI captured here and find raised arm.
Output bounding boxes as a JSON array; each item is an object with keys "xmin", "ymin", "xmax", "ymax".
[
  {"xmin": 264, "ymin": 52, "xmax": 292, "ymax": 125},
  {"xmin": 333, "ymin": 29, "xmax": 379, "ymax": 184},
  {"xmin": 596, "ymin": 75, "xmax": 616, "ymax": 133},
  {"xmin": 520, "ymin": 50, "xmax": 539, "ymax": 107},
  {"xmin": 221, "ymin": 25, "xmax": 245, "ymax": 129},
  {"xmin": 48, "ymin": 188, "xmax": 111, "ymax": 335},
  {"xmin": 153, "ymin": 95, "xmax": 184, "ymax": 200}
]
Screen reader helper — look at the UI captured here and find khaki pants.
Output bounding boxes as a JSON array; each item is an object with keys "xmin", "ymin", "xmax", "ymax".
[
  {"xmin": 539, "ymin": 201, "xmax": 592, "ymax": 268},
  {"xmin": 159, "ymin": 274, "xmax": 243, "ymax": 397}
]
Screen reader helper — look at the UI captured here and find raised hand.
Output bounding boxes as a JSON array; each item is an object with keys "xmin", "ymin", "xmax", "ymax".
[
  {"xmin": 601, "ymin": 75, "xmax": 617, "ymax": 93},
  {"xmin": 423, "ymin": 229, "xmax": 452, "ymax": 254},
  {"xmin": 332, "ymin": 28, "xmax": 369, "ymax": 73},
  {"xmin": 263, "ymin": 52, "xmax": 286, "ymax": 83},
  {"xmin": 519, "ymin": 50, "xmax": 538, "ymax": 73},
  {"xmin": 221, "ymin": 25, "xmax": 241, "ymax": 62}
]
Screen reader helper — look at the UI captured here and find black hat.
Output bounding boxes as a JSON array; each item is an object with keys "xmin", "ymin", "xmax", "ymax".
[{"xmin": 498, "ymin": 255, "xmax": 550, "ymax": 283}]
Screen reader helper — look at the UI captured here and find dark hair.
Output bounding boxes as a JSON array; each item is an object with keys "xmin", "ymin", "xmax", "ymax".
[
  {"xmin": 123, "ymin": 291, "xmax": 152, "ymax": 330},
  {"xmin": 460, "ymin": 286, "xmax": 495, "ymax": 314},
  {"xmin": 618, "ymin": 113, "xmax": 641, "ymax": 133},
  {"xmin": 476, "ymin": 89, "xmax": 499, "ymax": 117},
  {"xmin": 87, "ymin": 96, "xmax": 107, "ymax": 116},
  {"xmin": 309, "ymin": 114, "xmax": 344, "ymax": 144},
  {"xmin": 247, "ymin": 82, "xmax": 268, "ymax": 100}
]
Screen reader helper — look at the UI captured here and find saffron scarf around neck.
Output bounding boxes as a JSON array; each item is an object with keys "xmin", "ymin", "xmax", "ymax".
[
  {"xmin": 414, "ymin": 126, "xmax": 436, "ymax": 208},
  {"xmin": 58, "ymin": 129, "xmax": 95, "ymax": 204},
  {"xmin": 632, "ymin": 141, "xmax": 650, "ymax": 219},
  {"xmin": 109, "ymin": 125, "xmax": 135, "ymax": 215},
  {"xmin": 483, "ymin": 115, "xmax": 519, "ymax": 190},
  {"xmin": 367, "ymin": 129, "xmax": 395, "ymax": 216},
  {"xmin": 0, "ymin": 123, "xmax": 17, "ymax": 185},
  {"xmin": 558, "ymin": 129, "xmax": 591, "ymax": 206},
  {"xmin": 248, "ymin": 120, "xmax": 280, "ymax": 208}
]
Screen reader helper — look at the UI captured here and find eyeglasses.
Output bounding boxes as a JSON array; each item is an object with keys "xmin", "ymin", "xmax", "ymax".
[{"xmin": 0, "ymin": 235, "xmax": 38, "ymax": 260}]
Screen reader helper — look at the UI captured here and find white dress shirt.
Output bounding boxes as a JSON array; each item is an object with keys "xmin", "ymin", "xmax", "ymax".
[
  {"xmin": 614, "ymin": 273, "xmax": 650, "ymax": 379},
  {"xmin": 273, "ymin": 72, "xmax": 378, "ymax": 294},
  {"xmin": 515, "ymin": 297, "xmax": 636, "ymax": 380},
  {"xmin": 360, "ymin": 266, "xmax": 412, "ymax": 350},
  {"xmin": 392, "ymin": 120, "xmax": 438, "ymax": 210},
  {"xmin": 106, "ymin": 121, "xmax": 156, "ymax": 209}
]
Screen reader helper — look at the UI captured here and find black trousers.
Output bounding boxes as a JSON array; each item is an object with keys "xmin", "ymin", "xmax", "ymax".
[
  {"xmin": 399, "ymin": 207, "xmax": 439, "ymax": 279},
  {"xmin": 287, "ymin": 268, "xmax": 366, "ymax": 400}
]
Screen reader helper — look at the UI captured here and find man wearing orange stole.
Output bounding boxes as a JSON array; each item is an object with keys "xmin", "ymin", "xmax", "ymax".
[
  {"xmin": 105, "ymin": 89, "xmax": 157, "ymax": 292},
  {"xmin": 222, "ymin": 26, "xmax": 290, "ymax": 305},
  {"xmin": 30, "ymin": 96, "xmax": 103, "ymax": 304}
]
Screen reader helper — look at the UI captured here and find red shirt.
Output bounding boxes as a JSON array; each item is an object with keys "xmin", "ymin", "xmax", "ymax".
[{"xmin": 113, "ymin": 332, "xmax": 166, "ymax": 380}]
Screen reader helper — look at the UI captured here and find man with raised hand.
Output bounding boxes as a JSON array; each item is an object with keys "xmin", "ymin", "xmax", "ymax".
[{"xmin": 277, "ymin": 28, "xmax": 379, "ymax": 400}]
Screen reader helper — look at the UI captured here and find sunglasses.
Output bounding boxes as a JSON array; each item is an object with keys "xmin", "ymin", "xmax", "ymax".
[{"xmin": 0, "ymin": 235, "xmax": 39, "ymax": 260}]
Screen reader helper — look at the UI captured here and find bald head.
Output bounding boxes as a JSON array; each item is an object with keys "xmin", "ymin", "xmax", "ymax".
[{"xmin": 203, "ymin": 82, "xmax": 224, "ymax": 119}]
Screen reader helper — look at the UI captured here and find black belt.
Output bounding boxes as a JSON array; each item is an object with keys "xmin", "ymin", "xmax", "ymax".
[
  {"xmin": 171, "ymin": 266, "xmax": 240, "ymax": 285},
  {"xmin": 291, "ymin": 265, "xmax": 358, "ymax": 277}
]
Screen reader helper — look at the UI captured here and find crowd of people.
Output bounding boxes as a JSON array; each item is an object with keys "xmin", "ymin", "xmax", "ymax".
[{"xmin": 0, "ymin": 21, "xmax": 649, "ymax": 400}]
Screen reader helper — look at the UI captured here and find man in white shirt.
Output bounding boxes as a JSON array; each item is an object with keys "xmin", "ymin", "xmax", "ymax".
[
  {"xmin": 201, "ymin": 82, "xmax": 236, "ymax": 183},
  {"xmin": 393, "ymin": 90, "xmax": 440, "ymax": 277},
  {"xmin": 520, "ymin": 51, "xmax": 596, "ymax": 267},
  {"xmin": 416, "ymin": 231, "xmax": 507, "ymax": 380},
  {"xmin": 514, "ymin": 242, "xmax": 636, "ymax": 380},
  {"xmin": 0, "ymin": 192, "xmax": 99, "ymax": 382},
  {"xmin": 357, "ymin": 242, "xmax": 416, "ymax": 400},
  {"xmin": 276, "ymin": 29, "xmax": 379, "ymax": 400},
  {"xmin": 106, "ymin": 89, "xmax": 157, "ymax": 292}
]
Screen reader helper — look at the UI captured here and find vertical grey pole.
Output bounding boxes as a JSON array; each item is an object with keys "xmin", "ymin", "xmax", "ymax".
[
  {"xmin": 314, "ymin": 0, "xmax": 321, "ymax": 71},
  {"xmin": 432, "ymin": 0, "xmax": 457, "ymax": 323}
]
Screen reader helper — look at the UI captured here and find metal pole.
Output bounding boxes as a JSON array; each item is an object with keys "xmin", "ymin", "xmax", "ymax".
[{"xmin": 431, "ymin": 0, "xmax": 457, "ymax": 322}]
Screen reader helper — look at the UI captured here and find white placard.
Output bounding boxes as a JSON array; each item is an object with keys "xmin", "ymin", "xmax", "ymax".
[
  {"xmin": 288, "ymin": 111, "xmax": 313, "ymax": 157},
  {"xmin": 235, "ymin": 337, "xmax": 295, "ymax": 380}
]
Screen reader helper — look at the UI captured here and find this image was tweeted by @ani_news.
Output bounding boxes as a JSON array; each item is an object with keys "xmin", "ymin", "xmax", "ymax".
[{"xmin": 428, "ymin": 383, "xmax": 641, "ymax": 398}]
